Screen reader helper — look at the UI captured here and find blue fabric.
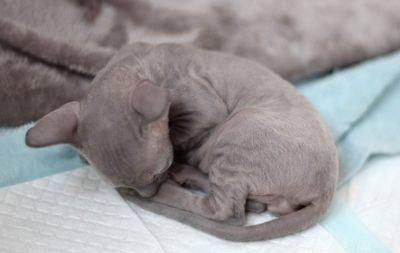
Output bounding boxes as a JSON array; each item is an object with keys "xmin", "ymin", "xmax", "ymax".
[
  {"xmin": 298, "ymin": 51, "xmax": 400, "ymax": 184},
  {"xmin": 0, "ymin": 124, "xmax": 83, "ymax": 188},
  {"xmin": 320, "ymin": 197, "xmax": 393, "ymax": 253}
]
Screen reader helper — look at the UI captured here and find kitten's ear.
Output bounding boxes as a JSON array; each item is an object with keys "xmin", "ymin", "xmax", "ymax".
[
  {"xmin": 25, "ymin": 101, "xmax": 80, "ymax": 147},
  {"xmin": 131, "ymin": 80, "xmax": 170, "ymax": 123}
]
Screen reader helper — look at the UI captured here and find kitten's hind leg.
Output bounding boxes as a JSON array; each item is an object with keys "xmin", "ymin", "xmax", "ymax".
[
  {"xmin": 246, "ymin": 200, "xmax": 266, "ymax": 214},
  {"xmin": 133, "ymin": 179, "xmax": 247, "ymax": 226},
  {"xmin": 249, "ymin": 194, "xmax": 298, "ymax": 216},
  {"xmin": 170, "ymin": 164, "xmax": 266, "ymax": 214},
  {"xmin": 170, "ymin": 164, "xmax": 210, "ymax": 193}
]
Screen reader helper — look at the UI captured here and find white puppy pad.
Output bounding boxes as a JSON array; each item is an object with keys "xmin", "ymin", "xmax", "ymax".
[
  {"xmin": 2, "ymin": 156, "xmax": 400, "ymax": 253},
  {"xmin": 338, "ymin": 156, "xmax": 400, "ymax": 252},
  {"xmin": 0, "ymin": 166, "xmax": 164, "ymax": 253}
]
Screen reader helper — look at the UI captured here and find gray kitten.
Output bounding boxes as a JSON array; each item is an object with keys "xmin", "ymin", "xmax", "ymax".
[{"xmin": 25, "ymin": 43, "xmax": 338, "ymax": 241}]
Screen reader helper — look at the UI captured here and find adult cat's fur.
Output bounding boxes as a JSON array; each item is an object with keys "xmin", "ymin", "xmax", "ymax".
[
  {"xmin": 26, "ymin": 43, "xmax": 338, "ymax": 241},
  {"xmin": 92, "ymin": 0, "xmax": 400, "ymax": 80},
  {"xmin": 0, "ymin": 17, "xmax": 115, "ymax": 76},
  {"xmin": 0, "ymin": 0, "xmax": 126, "ymax": 126},
  {"xmin": 2, "ymin": 0, "xmax": 400, "ymax": 126},
  {"xmin": 0, "ymin": 43, "xmax": 93, "ymax": 126}
]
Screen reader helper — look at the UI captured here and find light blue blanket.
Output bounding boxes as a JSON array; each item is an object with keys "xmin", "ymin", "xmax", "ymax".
[
  {"xmin": 1, "ymin": 50, "xmax": 400, "ymax": 188},
  {"xmin": 298, "ymin": 51, "xmax": 400, "ymax": 184},
  {"xmin": 0, "ymin": 125, "xmax": 82, "ymax": 188}
]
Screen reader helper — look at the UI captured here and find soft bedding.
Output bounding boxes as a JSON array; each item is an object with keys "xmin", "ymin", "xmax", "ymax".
[
  {"xmin": 1, "ymin": 49, "xmax": 399, "ymax": 187},
  {"xmin": 2, "ymin": 0, "xmax": 400, "ymax": 125},
  {"xmin": 299, "ymin": 50, "xmax": 400, "ymax": 184},
  {"xmin": 1, "ymin": 155, "xmax": 399, "ymax": 253},
  {"xmin": 0, "ymin": 49, "xmax": 399, "ymax": 252}
]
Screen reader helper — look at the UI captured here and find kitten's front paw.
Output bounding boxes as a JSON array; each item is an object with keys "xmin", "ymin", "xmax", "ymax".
[
  {"xmin": 117, "ymin": 187, "xmax": 138, "ymax": 196},
  {"xmin": 169, "ymin": 165, "xmax": 194, "ymax": 185},
  {"xmin": 169, "ymin": 170, "xmax": 187, "ymax": 185}
]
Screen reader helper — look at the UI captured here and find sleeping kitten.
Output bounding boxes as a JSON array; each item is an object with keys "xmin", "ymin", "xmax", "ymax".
[{"xmin": 25, "ymin": 43, "xmax": 338, "ymax": 241}]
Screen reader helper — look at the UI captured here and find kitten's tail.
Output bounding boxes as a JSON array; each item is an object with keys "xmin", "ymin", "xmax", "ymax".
[
  {"xmin": 124, "ymin": 194, "xmax": 331, "ymax": 242},
  {"xmin": 0, "ymin": 17, "xmax": 115, "ymax": 76}
]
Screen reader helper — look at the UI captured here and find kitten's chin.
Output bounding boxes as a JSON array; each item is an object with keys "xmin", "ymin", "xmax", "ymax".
[{"xmin": 116, "ymin": 184, "xmax": 158, "ymax": 198}]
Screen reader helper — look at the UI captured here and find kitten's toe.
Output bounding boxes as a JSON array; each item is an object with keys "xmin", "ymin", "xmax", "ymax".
[
  {"xmin": 117, "ymin": 187, "xmax": 138, "ymax": 196},
  {"xmin": 246, "ymin": 200, "xmax": 266, "ymax": 213}
]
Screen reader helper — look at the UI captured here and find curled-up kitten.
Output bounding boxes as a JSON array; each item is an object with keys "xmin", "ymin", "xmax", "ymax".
[{"xmin": 25, "ymin": 43, "xmax": 338, "ymax": 241}]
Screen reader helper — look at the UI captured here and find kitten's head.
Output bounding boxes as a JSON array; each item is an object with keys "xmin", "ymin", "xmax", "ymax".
[{"xmin": 25, "ymin": 80, "xmax": 173, "ymax": 197}]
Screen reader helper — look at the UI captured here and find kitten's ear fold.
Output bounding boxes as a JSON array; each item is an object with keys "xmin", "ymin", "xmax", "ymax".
[
  {"xmin": 131, "ymin": 80, "xmax": 170, "ymax": 123},
  {"xmin": 25, "ymin": 101, "xmax": 80, "ymax": 147}
]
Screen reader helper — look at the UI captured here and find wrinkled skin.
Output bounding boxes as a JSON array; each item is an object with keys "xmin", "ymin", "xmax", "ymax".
[
  {"xmin": 25, "ymin": 72, "xmax": 174, "ymax": 197},
  {"xmin": 26, "ymin": 43, "xmax": 337, "ymax": 240}
]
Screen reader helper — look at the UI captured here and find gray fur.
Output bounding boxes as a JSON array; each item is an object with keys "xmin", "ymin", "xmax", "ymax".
[
  {"xmin": 108, "ymin": 0, "xmax": 400, "ymax": 80},
  {"xmin": 2, "ymin": 0, "xmax": 400, "ymax": 126},
  {"xmin": 0, "ymin": 16, "xmax": 115, "ymax": 76},
  {"xmin": 0, "ymin": 0, "xmax": 127, "ymax": 126},
  {"xmin": 0, "ymin": 43, "xmax": 92, "ymax": 126},
  {"xmin": 26, "ymin": 43, "xmax": 338, "ymax": 241}
]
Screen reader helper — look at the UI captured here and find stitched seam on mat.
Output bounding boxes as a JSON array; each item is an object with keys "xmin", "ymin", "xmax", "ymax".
[
  {"xmin": 320, "ymin": 196, "xmax": 394, "ymax": 253},
  {"xmin": 120, "ymin": 197, "xmax": 168, "ymax": 253}
]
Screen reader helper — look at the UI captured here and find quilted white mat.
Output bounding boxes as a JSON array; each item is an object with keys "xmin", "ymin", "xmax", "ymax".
[
  {"xmin": 0, "ymin": 167, "xmax": 164, "ymax": 253},
  {"xmin": 337, "ymin": 156, "xmax": 400, "ymax": 252},
  {"xmin": 1, "ymin": 156, "xmax": 400, "ymax": 253}
]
